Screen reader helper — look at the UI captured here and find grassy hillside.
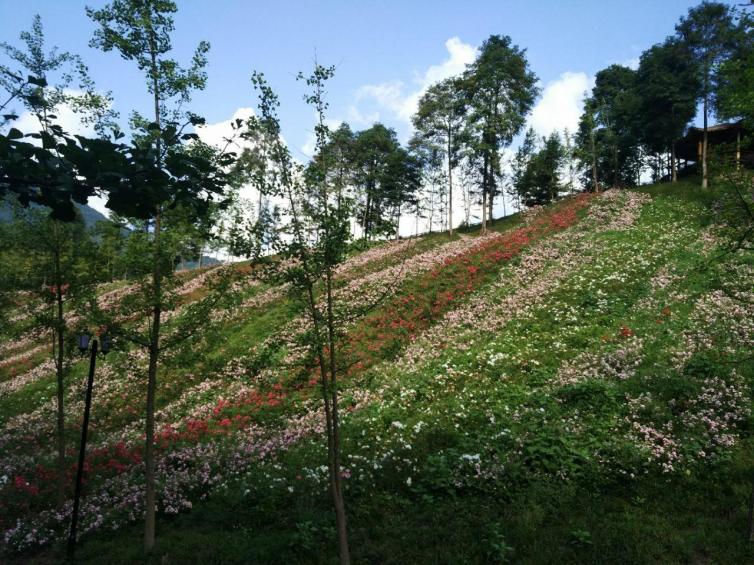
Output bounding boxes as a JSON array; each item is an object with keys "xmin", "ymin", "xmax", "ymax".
[{"xmin": 2, "ymin": 181, "xmax": 754, "ymax": 563}]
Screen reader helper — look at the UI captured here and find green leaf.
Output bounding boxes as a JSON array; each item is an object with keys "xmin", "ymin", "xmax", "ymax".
[{"xmin": 27, "ymin": 75, "xmax": 48, "ymax": 87}]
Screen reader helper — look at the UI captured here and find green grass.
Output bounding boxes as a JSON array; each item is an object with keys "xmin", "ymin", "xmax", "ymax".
[{"xmin": 5, "ymin": 180, "xmax": 754, "ymax": 564}]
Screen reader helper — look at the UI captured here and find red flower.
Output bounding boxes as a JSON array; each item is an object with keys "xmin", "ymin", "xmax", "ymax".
[
  {"xmin": 619, "ymin": 326, "xmax": 634, "ymax": 338},
  {"xmin": 14, "ymin": 475, "xmax": 40, "ymax": 496}
]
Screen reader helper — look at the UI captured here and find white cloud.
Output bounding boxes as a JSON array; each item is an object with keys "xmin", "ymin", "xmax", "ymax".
[
  {"xmin": 85, "ymin": 193, "xmax": 110, "ymax": 217},
  {"xmin": 193, "ymin": 107, "xmax": 262, "ymax": 205},
  {"xmin": 195, "ymin": 107, "xmax": 255, "ymax": 152},
  {"xmin": 528, "ymin": 71, "xmax": 593, "ymax": 138},
  {"xmin": 346, "ymin": 105, "xmax": 380, "ymax": 127},
  {"xmin": 353, "ymin": 36, "xmax": 477, "ymax": 134},
  {"xmin": 10, "ymin": 100, "xmax": 97, "ymax": 140}
]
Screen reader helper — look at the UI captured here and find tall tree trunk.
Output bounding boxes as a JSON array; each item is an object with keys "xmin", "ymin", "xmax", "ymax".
[
  {"xmin": 591, "ymin": 128, "xmax": 599, "ymax": 193},
  {"xmin": 488, "ymin": 160, "xmax": 494, "ymax": 225},
  {"xmin": 481, "ymin": 153, "xmax": 488, "ymax": 233},
  {"xmin": 290, "ymin": 178, "xmax": 349, "ymax": 563},
  {"xmin": 325, "ymin": 268, "xmax": 350, "ymax": 565},
  {"xmin": 363, "ymin": 193, "xmax": 371, "ymax": 241},
  {"xmin": 305, "ymin": 88, "xmax": 350, "ymax": 562},
  {"xmin": 144, "ymin": 44, "xmax": 162, "ymax": 554},
  {"xmin": 747, "ymin": 478, "xmax": 754, "ymax": 544},
  {"xmin": 702, "ymin": 91, "xmax": 709, "ymax": 189},
  {"xmin": 144, "ymin": 211, "xmax": 161, "ymax": 553},
  {"xmin": 53, "ymin": 238, "xmax": 66, "ymax": 510},
  {"xmin": 447, "ymin": 129, "xmax": 453, "ymax": 235},
  {"xmin": 671, "ymin": 142, "xmax": 677, "ymax": 183}
]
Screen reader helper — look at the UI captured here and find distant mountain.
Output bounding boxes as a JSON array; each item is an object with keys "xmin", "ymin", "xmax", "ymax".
[
  {"xmin": 75, "ymin": 203, "xmax": 109, "ymax": 226},
  {"xmin": 177, "ymin": 255, "xmax": 222, "ymax": 270},
  {"xmin": 0, "ymin": 200, "xmax": 108, "ymax": 227}
]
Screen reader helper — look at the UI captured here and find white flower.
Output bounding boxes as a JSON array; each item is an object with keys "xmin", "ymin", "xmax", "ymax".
[
  {"xmin": 391, "ymin": 421, "xmax": 405, "ymax": 429},
  {"xmin": 406, "ymin": 477, "xmax": 412, "ymax": 487}
]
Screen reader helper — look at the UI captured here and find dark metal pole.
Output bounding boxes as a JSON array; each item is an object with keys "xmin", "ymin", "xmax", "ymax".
[{"xmin": 67, "ymin": 339, "xmax": 98, "ymax": 558}]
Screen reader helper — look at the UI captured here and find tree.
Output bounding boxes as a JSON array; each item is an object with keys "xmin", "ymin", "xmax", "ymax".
[
  {"xmin": 92, "ymin": 214, "xmax": 129, "ymax": 280},
  {"xmin": 0, "ymin": 14, "xmax": 116, "ymax": 136},
  {"xmin": 537, "ymin": 132, "xmax": 565, "ymax": 204},
  {"xmin": 0, "ymin": 14, "xmax": 115, "ymax": 509},
  {"xmin": 578, "ymin": 65, "xmax": 642, "ymax": 189},
  {"xmin": 243, "ymin": 65, "xmax": 352, "ymax": 564},
  {"xmin": 576, "ymin": 94, "xmax": 600, "ymax": 192},
  {"xmin": 0, "ymin": 14, "xmax": 120, "ymax": 221},
  {"xmin": 222, "ymin": 194, "xmax": 279, "ymax": 260},
  {"xmin": 3, "ymin": 202, "xmax": 99, "ymax": 509},
  {"xmin": 352, "ymin": 124, "xmax": 419, "ymax": 240},
  {"xmin": 383, "ymin": 143, "xmax": 422, "ymax": 239},
  {"xmin": 412, "ymin": 77, "xmax": 466, "ymax": 234},
  {"xmin": 87, "ymin": 0, "xmax": 232, "ymax": 551},
  {"xmin": 676, "ymin": 1, "xmax": 739, "ymax": 188},
  {"xmin": 512, "ymin": 129, "xmax": 565, "ymax": 207},
  {"xmin": 716, "ymin": 10, "xmax": 754, "ymax": 127},
  {"xmin": 408, "ymin": 135, "xmax": 447, "ymax": 234},
  {"xmin": 562, "ymin": 127, "xmax": 577, "ymax": 193},
  {"xmin": 309, "ymin": 123, "xmax": 356, "ymax": 214},
  {"xmin": 463, "ymin": 35, "xmax": 538, "ymax": 231},
  {"xmin": 511, "ymin": 127, "xmax": 537, "ymax": 205},
  {"xmin": 635, "ymin": 39, "xmax": 700, "ymax": 182}
]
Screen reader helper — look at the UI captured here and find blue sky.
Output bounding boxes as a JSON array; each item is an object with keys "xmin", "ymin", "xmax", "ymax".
[
  {"xmin": 1, "ymin": 0, "xmax": 737, "ymax": 154},
  {"xmin": 0, "ymin": 0, "xmax": 739, "ymax": 226}
]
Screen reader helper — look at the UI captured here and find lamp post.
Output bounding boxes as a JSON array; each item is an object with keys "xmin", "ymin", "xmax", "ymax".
[{"xmin": 67, "ymin": 330, "xmax": 111, "ymax": 559}]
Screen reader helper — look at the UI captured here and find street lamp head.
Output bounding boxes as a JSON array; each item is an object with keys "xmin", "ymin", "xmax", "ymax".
[
  {"xmin": 77, "ymin": 333, "xmax": 91, "ymax": 355},
  {"xmin": 100, "ymin": 334, "xmax": 111, "ymax": 355}
]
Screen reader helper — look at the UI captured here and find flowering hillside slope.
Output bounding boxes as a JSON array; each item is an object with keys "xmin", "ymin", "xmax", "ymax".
[{"xmin": 2, "ymin": 183, "xmax": 754, "ymax": 563}]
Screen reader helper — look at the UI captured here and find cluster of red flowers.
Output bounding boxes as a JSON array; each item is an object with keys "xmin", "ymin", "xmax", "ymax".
[
  {"xmin": 13, "ymin": 476, "xmax": 39, "ymax": 496},
  {"xmin": 45, "ymin": 283, "xmax": 70, "ymax": 297},
  {"xmin": 6, "ymin": 441, "xmax": 143, "ymax": 515},
  {"xmin": 345, "ymin": 195, "xmax": 593, "ymax": 371}
]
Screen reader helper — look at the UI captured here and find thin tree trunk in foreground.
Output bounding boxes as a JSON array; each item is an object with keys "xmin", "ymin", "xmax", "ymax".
[
  {"xmin": 54, "ymin": 246, "xmax": 66, "ymax": 510},
  {"xmin": 144, "ymin": 212, "xmax": 161, "ymax": 553},
  {"xmin": 747, "ymin": 480, "xmax": 754, "ymax": 544},
  {"xmin": 145, "ymin": 42, "xmax": 162, "ymax": 552},
  {"xmin": 325, "ymin": 268, "xmax": 350, "ymax": 565},
  {"xmin": 702, "ymin": 92, "xmax": 709, "ymax": 189}
]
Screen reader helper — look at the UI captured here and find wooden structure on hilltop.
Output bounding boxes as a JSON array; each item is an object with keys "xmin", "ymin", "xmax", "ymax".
[{"xmin": 676, "ymin": 121, "xmax": 753, "ymax": 170}]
